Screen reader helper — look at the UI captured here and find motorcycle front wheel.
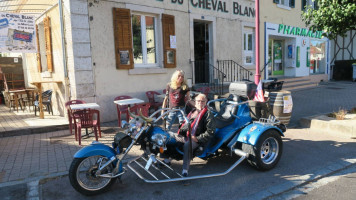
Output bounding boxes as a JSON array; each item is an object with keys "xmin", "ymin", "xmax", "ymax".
[{"xmin": 69, "ymin": 155, "xmax": 116, "ymax": 196}]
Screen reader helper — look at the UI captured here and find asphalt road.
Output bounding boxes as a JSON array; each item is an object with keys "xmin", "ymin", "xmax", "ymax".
[
  {"xmin": 38, "ymin": 128, "xmax": 356, "ymax": 200},
  {"xmin": 272, "ymin": 163, "xmax": 356, "ymax": 200}
]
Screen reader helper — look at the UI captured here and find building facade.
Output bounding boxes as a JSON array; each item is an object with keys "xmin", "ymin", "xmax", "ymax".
[
  {"xmin": 259, "ymin": 0, "xmax": 329, "ymax": 82},
  {"xmin": 20, "ymin": 0, "xmax": 258, "ymax": 122}
]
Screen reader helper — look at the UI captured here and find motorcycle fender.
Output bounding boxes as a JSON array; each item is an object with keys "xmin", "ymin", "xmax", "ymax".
[
  {"xmin": 236, "ymin": 123, "xmax": 284, "ymax": 146},
  {"xmin": 74, "ymin": 143, "xmax": 117, "ymax": 158}
]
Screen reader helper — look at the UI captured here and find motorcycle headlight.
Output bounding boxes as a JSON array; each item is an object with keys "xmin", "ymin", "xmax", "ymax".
[{"xmin": 151, "ymin": 134, "xmax": 167, "ymax": 147}]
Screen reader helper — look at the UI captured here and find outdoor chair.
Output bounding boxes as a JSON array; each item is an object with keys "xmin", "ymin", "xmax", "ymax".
[
  {"xmin": 145, "ymin": 91, "xmax": 163, "ymax": 112},
  {"xmin": 135, "ymin": 102, "xmax": 151, "ymax": 117},
  {"xmin": 114, "ymin": 95, "xmax": 133, "ymax": 127},
  {"xmin": 65, "ymin": 100, "xmax": 86, "ymax": 135},
  {"xmin": 3, "ymin": 91, "xmax": 22, "ymax": 112},
  {"xmin": 21, "ymin": 89, "xmax": 36, "ymax": 111},
  {"xmin": 72, "ymin": 109, "xmax": 102, "ymax": 145},
  {"xmin": 34, "ymin": 90, "xmax": 53, "ymax": 116},
  {"xmin": 196, "ymin": 86, "xmax": 211, "ymax": 99}
]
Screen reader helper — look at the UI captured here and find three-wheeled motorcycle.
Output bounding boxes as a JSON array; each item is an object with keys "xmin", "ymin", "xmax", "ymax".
[{"xmin": 69, "ymin": 92, "xmax": 286, "ymax": 196}]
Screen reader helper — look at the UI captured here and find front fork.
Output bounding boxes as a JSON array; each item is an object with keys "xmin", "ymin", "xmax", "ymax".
[{"xmin": 96, "ymin": 125, "xmax": 148, "ymax": 178}]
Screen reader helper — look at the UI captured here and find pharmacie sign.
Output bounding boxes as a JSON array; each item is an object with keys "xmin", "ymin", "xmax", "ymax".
[{"xmin": 278, "ymin": 24, "xmax": 323, "ymax": 39}]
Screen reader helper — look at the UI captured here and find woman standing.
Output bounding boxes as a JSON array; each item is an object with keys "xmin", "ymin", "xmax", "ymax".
[{"xmin": 162, "ymin": 70, "xmax": 190, "ymax": 131}]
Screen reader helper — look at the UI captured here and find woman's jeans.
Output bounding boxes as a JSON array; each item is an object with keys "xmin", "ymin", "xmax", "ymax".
[{"xmin": 166, "ymin": 110, "xmax": 184, "ymax": 131}]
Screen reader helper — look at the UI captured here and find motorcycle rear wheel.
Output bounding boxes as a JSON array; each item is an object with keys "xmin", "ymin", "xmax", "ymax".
[
  {"xmin": 69, "ymin": 156, "xmax": 116, "ymax": 196},
  {"xmin": 242, "ymin": 129, "xmax": 283, "ymax": 171}
]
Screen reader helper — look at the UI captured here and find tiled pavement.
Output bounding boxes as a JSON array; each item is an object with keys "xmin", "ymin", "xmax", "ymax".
[{"xmin": 0, "ymin": 81, "xmax": 356, "ymax": 185}]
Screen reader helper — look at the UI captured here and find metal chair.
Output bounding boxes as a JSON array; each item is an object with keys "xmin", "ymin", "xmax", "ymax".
[
  {"xmin": 145, "ymin": 91, "xmax": 163, "ymax": 112},
  {"xmin": 34, "ymin": 90, "xmax": 53, "ymax": 116},
  {"xmin": 73, "ymin": 109, "xmax": 102, "ymax": 145},
  {"xmin": 114, "ymin": 95, "xmax": 133, "ymax": 127},
  {"xmin": 65, "ymin": 100, "xmax": 86, "ymax": 135}
]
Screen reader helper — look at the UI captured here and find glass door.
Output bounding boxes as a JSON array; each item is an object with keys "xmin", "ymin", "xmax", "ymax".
[{"xmin": 272, "ymin": 40, "xmax": 284, "ymax": 76}]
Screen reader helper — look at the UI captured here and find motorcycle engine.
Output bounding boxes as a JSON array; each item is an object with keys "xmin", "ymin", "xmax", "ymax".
[{"xmin": 113, "ymin": 132, "xmax": 132, "ymax": 153}]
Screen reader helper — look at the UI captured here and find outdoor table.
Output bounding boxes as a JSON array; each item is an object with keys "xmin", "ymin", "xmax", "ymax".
[
  {"xmin": 113, "ymin": 98, "xmax": 144, "ymax": 106},
  {"xmin": 70, "ymin": 103, "xmax": 100, "ymax": 110},
  {"xmin": 31, "ymin": 81, "xmax": 62, "ymax": 119}
]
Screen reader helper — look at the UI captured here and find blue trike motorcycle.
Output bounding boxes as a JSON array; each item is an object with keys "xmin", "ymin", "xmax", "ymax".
[{"xmin": 69, "ymin": 94, "xmax": 286, "ymax": 196}]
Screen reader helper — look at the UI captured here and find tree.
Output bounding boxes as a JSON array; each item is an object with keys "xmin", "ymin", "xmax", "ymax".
[{"xmin": 302, "ymin": 0, "xmax": 356, "ymax": 39}]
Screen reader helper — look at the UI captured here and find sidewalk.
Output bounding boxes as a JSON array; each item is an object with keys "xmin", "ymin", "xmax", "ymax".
[{"xmin": 0, "ymin": 81, "xmax": 355, "ymax": 188}]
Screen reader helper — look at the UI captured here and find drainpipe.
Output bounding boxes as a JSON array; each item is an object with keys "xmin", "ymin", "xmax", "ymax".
[
  {"xmin": 254, "ymin": 0, "xmax": 261, "ymax": 84},
  {"xmin": 59, "ymin": 0, "xmax": 70, "ymax": 101}
]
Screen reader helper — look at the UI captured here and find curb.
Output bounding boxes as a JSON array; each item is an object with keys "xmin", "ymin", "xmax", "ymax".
[
  {"xmin": 0, "ymin": 124, "xmax": 69, "ymax": 138},
  {"xmin": 299, "ymin": 114, "xmax": 356, "ymax": 138}
]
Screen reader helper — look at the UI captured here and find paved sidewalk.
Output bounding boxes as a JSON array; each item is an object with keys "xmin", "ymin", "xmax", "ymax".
[{"xmin": 0, "ymin": 81, "xmax": 355, "ymax": 191}]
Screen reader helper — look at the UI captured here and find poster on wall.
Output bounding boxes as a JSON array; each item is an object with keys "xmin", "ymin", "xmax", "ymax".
[
  {"xmin": 0, "ymin": 12, "xmax": 36, "ymax": 53},
  {"xmin": 288, "ymin": 45, "xmax": 293, "ymax": 58}
]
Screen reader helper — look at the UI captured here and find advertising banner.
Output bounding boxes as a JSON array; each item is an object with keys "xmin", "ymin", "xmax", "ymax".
[{"xmin": 0, "ymin": 12, "xmax": 36, "ymax": 53}]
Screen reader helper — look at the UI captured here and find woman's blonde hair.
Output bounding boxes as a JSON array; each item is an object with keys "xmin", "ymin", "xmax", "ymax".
[{"xmin": 169, "ymin": 70, "xmax": 188, "ymax": 90}]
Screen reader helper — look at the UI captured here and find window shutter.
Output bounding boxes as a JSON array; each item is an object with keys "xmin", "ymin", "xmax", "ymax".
[
  {"xmin": 35, "ymin": 24, "xmax": 42, "ymax": 73},
  {"xmin": 289, "ymin": 0, "xmax": 295, "ymax": 8},
  {"xmin": 44, "ymin": 16, "xmax": 53, "ymax": 72},
  {"xmin": 113, "ymin": 8, "xmax": 134, "ymax": 69},
  {"xmin": 273, "ymin": 0, "xmax": 280, "ymax": 3},
  {"xmin": 301, "ymin": 0, "xmax": 307, "ymax": 10},
  {"xmin": 162, "ymin": 14, "xmax": 176, "ymax": 68}
]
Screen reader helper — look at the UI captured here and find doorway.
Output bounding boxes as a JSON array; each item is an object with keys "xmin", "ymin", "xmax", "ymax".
[
  {"xmin": 268, "ymin": 39, "xmax": 284, "ymax": 76},
  {"xmin": 194, "ymin": 21, "xmax": 210, "ymax": 83}
]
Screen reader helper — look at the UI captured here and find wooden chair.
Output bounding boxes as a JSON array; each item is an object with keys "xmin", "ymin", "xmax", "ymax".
[
  {"xmin": 3, "ymin": 91, "xmax": 22, "ymax": 112},
  {"xmin": 145, "ymin": 91, "xmax": 163, "ymax": 112},
  {"xmin": 21, "ymin": 88, "xmax": 36, "ymax": 111},
  {"xmin": 65, "ymin": 100, "xmax": 86, "ymax": 135},
  {"xmin": 114, "ymin": 95, "xmax": 133, "ymax": 127},
  {"xmin": 73, "ymin": 109, "xmax": 102, "ymax": 145}
]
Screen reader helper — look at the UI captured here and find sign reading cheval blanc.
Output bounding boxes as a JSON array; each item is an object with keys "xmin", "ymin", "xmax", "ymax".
[
  {"xmin": 0, "ymin": 12, "xmax": 36, "ymax": 53},
  {"xmin": 157, "ymin": 0, "xmax": 255, "ymax": 17}
]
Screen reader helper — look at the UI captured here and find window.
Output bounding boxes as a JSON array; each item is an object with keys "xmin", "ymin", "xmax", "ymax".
[
  {"xmin": 35, "ymin": 16, "xmax": 53, "ymax": 73},
  {"xmin": 112, "ymin": 8, "xmax": 176, "ymax": 70},
  {"xmin": 132, "ymin": 14, "xmax": 157, "ymax": 67},
  {"xmin": 243, "ymin": 28, "xmax": 254, "ymax": 65},
  {"xmin": 302, "ymin": 0, "xmax": 318, "ymax": 11},
  {"xmin": 273, "ymin": 0, "xmax": 295, "ymax": 8}
]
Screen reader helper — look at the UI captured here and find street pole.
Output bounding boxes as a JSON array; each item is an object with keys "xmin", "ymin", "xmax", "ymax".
[{"xmin": 254, "ymin": 0, "xmax": 261, "ymax": 84}]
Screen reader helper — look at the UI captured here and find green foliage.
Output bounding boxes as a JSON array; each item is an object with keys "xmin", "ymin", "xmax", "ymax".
[{"xmin": 302, "ymin": 0, "xmax": 356, "ymax": 39}]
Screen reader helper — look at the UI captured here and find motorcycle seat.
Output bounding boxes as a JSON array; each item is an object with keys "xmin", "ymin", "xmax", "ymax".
[{"xmin": 214, "ymin": 94, "xmax": 240, "ymax": 128}]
